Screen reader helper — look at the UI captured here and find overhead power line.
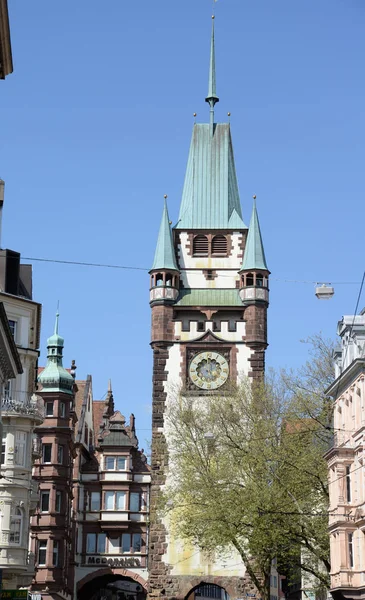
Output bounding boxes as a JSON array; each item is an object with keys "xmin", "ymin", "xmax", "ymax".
[{"xmin": 21, "ymin": 255, "xmax": 363, "ymax": 286}]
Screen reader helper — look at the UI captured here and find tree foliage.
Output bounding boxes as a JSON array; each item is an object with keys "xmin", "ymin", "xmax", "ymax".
[{"xmin": 161, "ymin": 335, "xmax": 335, "ymax": 600}]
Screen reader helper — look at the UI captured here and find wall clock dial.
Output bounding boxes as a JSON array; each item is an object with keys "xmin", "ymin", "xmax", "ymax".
[{"xmin": 189, "ymin": 351, "xmax": 229, "ymax": 390}]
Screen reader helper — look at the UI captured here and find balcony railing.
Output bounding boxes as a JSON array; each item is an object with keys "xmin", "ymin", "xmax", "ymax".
[{"xmin": 1, "ymin": 393, "xmax": 44, "ymax": 420}]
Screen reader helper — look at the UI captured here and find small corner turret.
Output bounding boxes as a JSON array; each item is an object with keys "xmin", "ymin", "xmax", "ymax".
[
  {"xmin": 239, "ymin": 197, "xmax": 270, "ymax": 307},
  {"xmin": 38, "ymin": 312, "xmax": 74, "ymax": 395},
  {"xmin": 149, "ymin": 196, "xmax": 180, "ymax": 305}
]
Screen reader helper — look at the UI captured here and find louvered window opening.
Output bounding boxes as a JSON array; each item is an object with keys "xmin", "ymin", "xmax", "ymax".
[
  {"xmin": 212, "ymin": 235, "xmax": 228, "ymax": 255},
  {"xmin": 193, "ymin": 235, "xmax": 209, "ymax": 256}
]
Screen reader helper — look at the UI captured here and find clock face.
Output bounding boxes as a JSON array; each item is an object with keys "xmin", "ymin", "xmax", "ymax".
[{"xmin": 189, "ymin": 351, "xmax": 229, "ymax": 390}]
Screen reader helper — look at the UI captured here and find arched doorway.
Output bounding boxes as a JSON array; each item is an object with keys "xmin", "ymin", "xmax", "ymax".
[
  {"xmin": 185, "ymin": 583, "xmax": 230, "ymax": 600},
  {"xmin": 78, "ymin": 574, "xmax": 146, "ymax": 600}
]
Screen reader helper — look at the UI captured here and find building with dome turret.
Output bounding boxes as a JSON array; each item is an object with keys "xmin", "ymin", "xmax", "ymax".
[
  {"xmin": 31, "ymin": 318, "xmax": 150, "ymax": 600},
  {"xmin": 0, "ymin": 179, "xmax": 43, "ymax": 590}
]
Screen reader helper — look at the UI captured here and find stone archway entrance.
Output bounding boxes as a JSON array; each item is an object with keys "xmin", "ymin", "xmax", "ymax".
[
  {"xmin": 185, "ymin": 583, "xmax": 230, "ymax": 600},
  {"xmin": 78, "ymin": 574, "xmax": 146, "ymax": 600}
]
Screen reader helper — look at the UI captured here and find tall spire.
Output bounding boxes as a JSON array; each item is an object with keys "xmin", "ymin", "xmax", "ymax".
[
  {"xmin": 240, "ymin": 198, "xmax": 268, "ymax": 271},
  {"xmin": 205, "ymin": 15, "xmax": 219, "ymax": 131}
]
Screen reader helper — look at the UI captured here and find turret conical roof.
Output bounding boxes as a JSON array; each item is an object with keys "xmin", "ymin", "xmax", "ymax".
[
  {"xmin": 151, "ymin": 199, "xmax": 178, "ymax": 271},
  {"xmin": 240, "ymin": 200, "xmax": 268, "ymax": 271}
]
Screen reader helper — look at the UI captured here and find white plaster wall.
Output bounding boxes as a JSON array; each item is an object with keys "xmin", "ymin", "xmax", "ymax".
[
  {"xmin": 236, "ymin": 343, "xmax": 254, "ymax": 379},
  {"xmin": 177, "ymin": 232, "xmax": 243, "ymax": 289},
  {"xmin": 161, "ymin": 343, "xmax": 247, "ymax": 578}
]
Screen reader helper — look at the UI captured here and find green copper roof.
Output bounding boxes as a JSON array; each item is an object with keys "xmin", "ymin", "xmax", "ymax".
[
  {"xmin": 175, "ymin": 123, "xmax": 247, "ymax": 230},
  {"xmin": 240, "ymin": 200, "xmax": 268, "ymax": 271},
  {"xmin": 151, "ymin": 199, "xmax": 179, "ymax": 271},
  {"xmin": 38, "ymin": 312, "xmax": 74, "ymax": 395},
  {"xmin": 176, "ymin": 288, "xmax": 243, "ymax": 307}
]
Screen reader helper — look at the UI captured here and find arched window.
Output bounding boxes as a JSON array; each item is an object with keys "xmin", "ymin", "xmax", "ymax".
[
  {"xmin": 9, "ymin": 508, "xmax": 22, "ymax": 545},
  {"xmin": 193, "ymin": 235, "xmax": 209, "ymax": 256},
  {"xmin": 156, "ymin": 273, "xmax": 164, "ymax": 286},
  {"xmin": 246, "ymin": 273, "xmax": 254, "ymax": 286},
  {"xmin": 166, "ymin": 275, "xmax": 172, "ymax": 287},
  {"xmin": 212, "ymin": 235, "xmax": 228, "ymax": 255},
  {"xmin": 256, "ymin": 274, "xmax": 263, "ymax": 287}
]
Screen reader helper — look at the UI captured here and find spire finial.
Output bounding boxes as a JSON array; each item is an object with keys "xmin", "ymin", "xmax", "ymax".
[
  {"xmin": 205, "ymin": 15, "xmax": 219, "ymax": 132},
  {"xmin": 54, "ymin": 309, "xmax": 59, "ymax": 335}
]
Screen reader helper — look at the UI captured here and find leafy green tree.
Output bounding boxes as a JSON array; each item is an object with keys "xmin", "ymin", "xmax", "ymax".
[{"xmin": 161, "ymin": 336, "xmax": 335, "ymax": 600}]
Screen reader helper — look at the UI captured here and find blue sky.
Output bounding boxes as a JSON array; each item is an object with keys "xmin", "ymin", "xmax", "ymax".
[{"xmin": 1, "ymin": 0, "xmax": 364, "ymax": 444}]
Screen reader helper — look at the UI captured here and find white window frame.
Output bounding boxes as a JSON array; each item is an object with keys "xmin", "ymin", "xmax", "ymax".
[
  {"xmin": 40, "ymin": 490, "xmax": 50, "ymax": 513},
  {"xmin": 45, "ymin": 402, "xmax": 53, "ymax": 417},
  {"xmin": 9, "ymin": 508, "xmax": 22, "ymax": 545},
  {"xmin": 38, "ymin": 540, "xmax": 47, "ymax": 565},
  {"xmin": 42, "ymin": 443, "xmax": 52, "ymax": 463},
  {"xmin": 104, "ymin": 456, "xmax": 127, "ymax": 471},
  {"xmin": 15, "ymin": 431, "xmax": 27, "ymax": 467},
  {"xmin": 104, "ymin": 491, "xmax": 126, "ymax": 511}
]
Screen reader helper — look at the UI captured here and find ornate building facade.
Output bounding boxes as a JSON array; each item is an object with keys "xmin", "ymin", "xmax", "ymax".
[
  {"xmin": 31, "ymin": 318, "xmax": 150, "ymax": 600},
  {"xmin": 0, "ymin": 179, "xmax": 43, "ymax": 589},
  {"xmin": 325, "ymin": 309, "xmax": 365, "ymax": 600},
  {"xmin": 148, "ymin": 18, "xmax": 269, "ymax": 600}
]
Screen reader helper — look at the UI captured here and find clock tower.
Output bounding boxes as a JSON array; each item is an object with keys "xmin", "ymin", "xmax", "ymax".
[{"xmin": 148, "ymin": 17, "xmax": 269, "ymax": 600}]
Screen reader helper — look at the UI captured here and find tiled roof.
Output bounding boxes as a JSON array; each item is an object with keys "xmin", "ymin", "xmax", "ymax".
[{"xmin": 175, "ymin": 288, "xmax": 243, "ymax": 307}]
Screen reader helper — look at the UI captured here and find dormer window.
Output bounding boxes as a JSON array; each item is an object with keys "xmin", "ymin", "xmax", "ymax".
[
  {"xmin": 193, "ymin": 235, "xmax": 209, "ymax": 256},
  {"xmin": 212, "ymin": 235, "xmax": 227, "ymax": 255}
]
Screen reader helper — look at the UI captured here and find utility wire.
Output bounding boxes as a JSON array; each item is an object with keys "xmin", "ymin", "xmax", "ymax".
[{"xmin": 20, "ymin": 255, "xmax": 363, "ymax": 286}]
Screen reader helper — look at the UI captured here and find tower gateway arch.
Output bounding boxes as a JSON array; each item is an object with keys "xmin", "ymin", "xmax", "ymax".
[{"xmin": 148, "ymin": 16, "xmax": 270, "ymax": 600}]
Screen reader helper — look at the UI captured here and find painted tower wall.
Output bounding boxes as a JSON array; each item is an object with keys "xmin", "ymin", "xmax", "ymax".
[{"xmin": 149, "ymin": 225, "xmax": 268, "ymax": 599}]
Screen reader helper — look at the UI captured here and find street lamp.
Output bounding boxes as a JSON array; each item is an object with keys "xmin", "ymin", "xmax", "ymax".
[{"xmin": 315, "ymin": 283, "xmax": 334, "ymax": 300}]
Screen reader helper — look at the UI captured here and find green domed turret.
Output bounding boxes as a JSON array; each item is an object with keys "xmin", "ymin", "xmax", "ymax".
[{"xmin": 38, "ymin": 312, "xmax": 74, "ymax": 395}]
